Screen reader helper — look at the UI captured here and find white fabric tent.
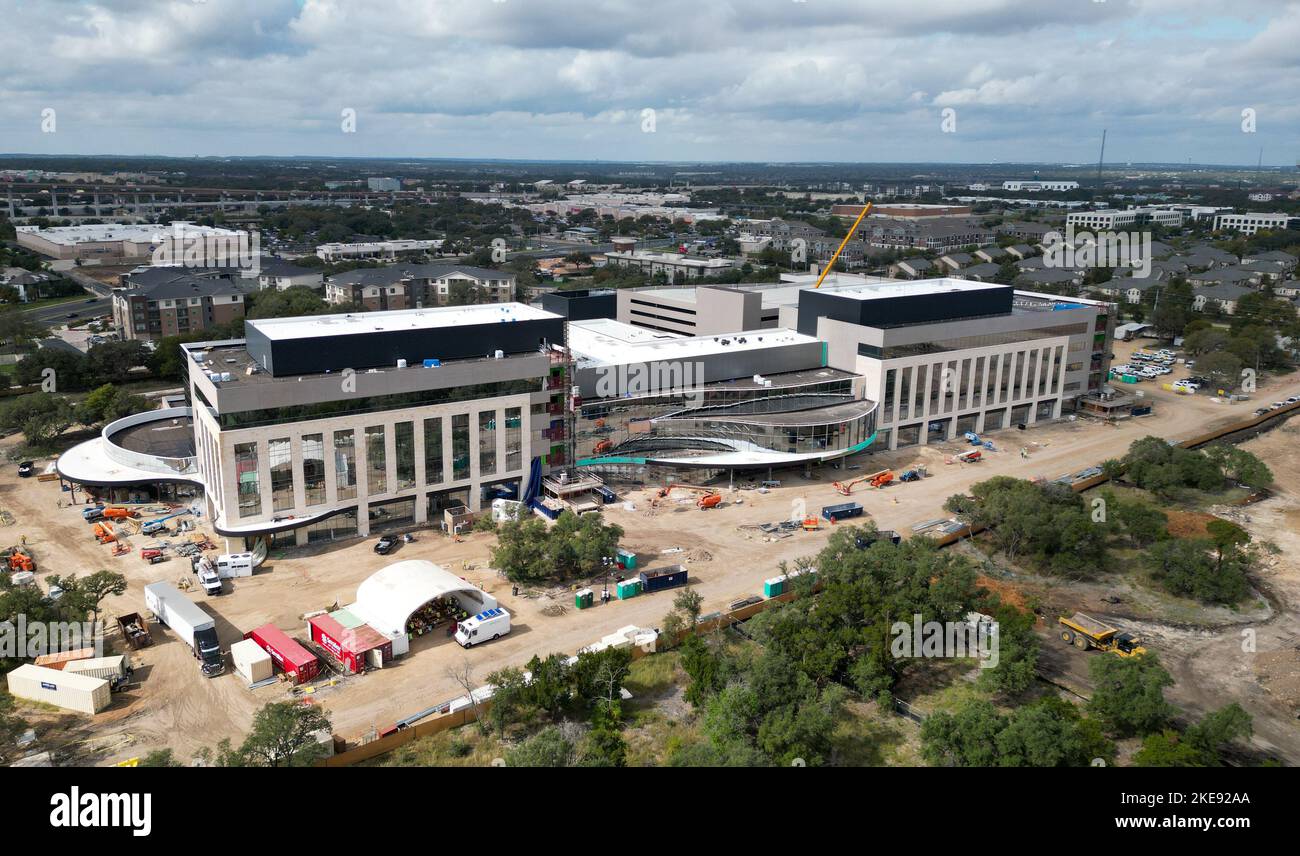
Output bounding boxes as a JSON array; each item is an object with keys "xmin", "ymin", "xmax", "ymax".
[{"xmin": 351, "ymin": 560, "xmax": 497, "ymax": 656}]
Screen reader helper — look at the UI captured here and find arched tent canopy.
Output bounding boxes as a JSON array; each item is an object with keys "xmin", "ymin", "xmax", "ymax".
[{"xmin": 351, "ymin": 560, "xmax": 497, "ymax": 656}]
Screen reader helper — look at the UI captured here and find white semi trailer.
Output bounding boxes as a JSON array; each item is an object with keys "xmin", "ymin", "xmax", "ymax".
[{"xmin": 144, "ymin": 581, "xmax": 225, "ymax": 677}]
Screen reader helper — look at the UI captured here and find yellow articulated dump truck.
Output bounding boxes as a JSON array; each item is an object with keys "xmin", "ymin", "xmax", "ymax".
[{"xmin": 1058, "ymin": 612, "xmax": 1147, "ymax": 657}]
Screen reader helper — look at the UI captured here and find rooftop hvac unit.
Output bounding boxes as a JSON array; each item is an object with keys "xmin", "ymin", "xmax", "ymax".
[
  {"xmin": 494, "ymin": 350, "xmax": 504, "ymax": 359},
  {"xmin": 396, "ymin": 359, "xmax": 407, "ymax": 369},
  {"xmin": 423, "ymin": 359, "xmax": 441, "ymax": 368}
]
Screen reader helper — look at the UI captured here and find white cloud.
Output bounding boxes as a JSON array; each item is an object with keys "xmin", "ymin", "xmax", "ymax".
[{"xmin": 0, "ymin": 0, "xmax": 1295, "ymax": 163}]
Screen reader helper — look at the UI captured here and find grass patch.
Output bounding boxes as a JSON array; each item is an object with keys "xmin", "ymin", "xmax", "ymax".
[
  {"xmin": 367, "ymin": 726, "xmax": 506, "ymax": 767},
  {"xmin": 624, "ymin": 651, "xmax": 682, "ymax": 698},
  {"xmin": 831, "ymin": 700, "xmax": 921, "ymax": 766}
]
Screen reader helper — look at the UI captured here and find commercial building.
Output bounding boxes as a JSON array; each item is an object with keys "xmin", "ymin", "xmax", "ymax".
[
  {"xmin": 1213, "ymin": 212, "xmax": 1298, "ymax": 236},
  {"xmin": 16, "ymin": 221, "xmax": 251, "ymax": 263},
  {"xmin": 1065, "ymin": 208, "xmax": 1184, "ymax": 230},
  {"xmin": 366, "ymin": 177, "xmax": 401, "ymax": 192},
  {"xmin": 112, "ymin": 268, "xmax": 248, "ymax": 341},
  {"xmin": 182, "ymin": 303, "xmax": 565, "ymax": 547},
  {"xmin": 832, "ymin": 203, "xmax": 973, "ymax": 219},
  {"xmin": 569, "ymin": 318, "xmax": 877, "ymax": 473},
  {"xmin": 1001, "ymin": 180, "xmax": 1081, "ymax": 192},
  {"xmin": 324, "ymin": 264, "xmax": 515, "ymax": 309},
  {"xmin": 316, "ymin": 239, "xmax": 443, "ymax": 263},
  {"xmin": 802, "ymin": 280, "xmax": 1114, "ymax": 449}
]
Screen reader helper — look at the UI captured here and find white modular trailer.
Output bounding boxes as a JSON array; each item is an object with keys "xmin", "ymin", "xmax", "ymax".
[
  {"xmin": 215, "ymin": 552, "xmax": 256, "ymax": 578},
  {"xmin": 6, "ymin": 664, "xmax": 111, "ymax": 714},
  {"xmin": 230, "ymin": 638, "xmax": 273, "ymax": 683},
  {"xmin": 64, "ymin": 655, "xmax": 128, "ymax": 681}
]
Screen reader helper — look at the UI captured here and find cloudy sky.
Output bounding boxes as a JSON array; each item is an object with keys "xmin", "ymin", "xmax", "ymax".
[{"xmin": 1, "ymin": 0, "xmax": 1297, "ymax": 164}]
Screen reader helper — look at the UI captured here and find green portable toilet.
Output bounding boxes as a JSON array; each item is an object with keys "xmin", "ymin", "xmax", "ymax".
[
  {"xmin": 575, "ymin": 588, "xmax": 594, "ymax": 610},
  {"xmin": 763, "ymin": 576, "xmax": 786, "ymax": 598},
  {"xmin": 616, "ymin": 579, "xmax": 641, "ymax": 600},
  {"xmin": 616, "ymin": 548, "xmax": 637, "ymax": 570}
]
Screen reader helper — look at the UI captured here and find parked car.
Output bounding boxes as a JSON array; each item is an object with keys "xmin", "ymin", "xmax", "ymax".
[
  {"xmin": 17, "ymin": 461, "xmax": 34, "ymax": 478},
  {"xmin": 1286, "ymin": 397, "xmax": 1300, "ymax": 405},
  {"xmin": 1255, "ymin": 408, "xmax": 1271, "ymax": 416},
  {"xmin": 373, "ymin": 535, "xmax": 399, "ymax": 555}
]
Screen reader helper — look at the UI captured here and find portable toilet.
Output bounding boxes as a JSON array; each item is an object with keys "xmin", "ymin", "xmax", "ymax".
[
  {"xmin": 763, "ymin": 576, "xmax": 786, "ymax": 598},
  {"xmin": 575, "ymin": 588, "xmax": 594, "ymax": 610},
  {"xmin": 616, "ymin": 548, "xmax": 637, "ymax": 570},
  {"xmin": 616, "ymin": 579, "xmax": 641, "ymax": 600}
]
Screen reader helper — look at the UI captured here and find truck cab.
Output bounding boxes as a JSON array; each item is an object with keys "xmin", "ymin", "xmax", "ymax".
[{"xmin": 454, "ymin": 608, "xmax": 511, "ymax": 648}]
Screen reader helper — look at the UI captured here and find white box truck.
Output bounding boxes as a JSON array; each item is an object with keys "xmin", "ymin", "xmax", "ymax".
[
  {"xmin": 144, "ymin": 581, "xmax": 225, "ymax": 677},
  {"xmin": 191, "ymin": 556, "xmax": 223, "ymax": 596},
  {"xmin": 454, "ymin": 607, "xmax": 511, "ymax": 648}
]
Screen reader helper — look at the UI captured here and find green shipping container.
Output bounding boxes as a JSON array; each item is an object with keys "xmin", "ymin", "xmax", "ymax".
[
  {"xmin": 616, "ymin": 579, "xmax": 641, "ymax": 600},
  {"xmin": 575, "ymin": 589, "xmax": 594, "ymax": 610}
]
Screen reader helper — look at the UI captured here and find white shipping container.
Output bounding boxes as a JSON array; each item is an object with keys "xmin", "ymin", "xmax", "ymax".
[
  {"xmin": 231, "ymin": 639, "xmax": 273, "ymax": 683},
  {"xmin": 6, "ymin": 664, "xmax": 111, "ymax": 714},
  {"xmin": 64, "ymin": 655, "xmax": 127, "ymax": 681}
]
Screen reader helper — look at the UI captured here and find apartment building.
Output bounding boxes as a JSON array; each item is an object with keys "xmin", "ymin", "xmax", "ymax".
[
  {"xmin": 1001, "ymin": 181, "xmax": 1080, "ymax": 192},
  {"xmin": 859, "ymin": 217, "xmax": 995, "ymax": 251},
  {"xmin": 603, "ymin": 250, "xmax": 739, "ymax": 282},
  {"xmin": 112, "ymin": 269, "xmax": 248, "ymax": 341},
  {"xmin": 324, "ymin": 264, "xmax": 515, "ymax": 310}
]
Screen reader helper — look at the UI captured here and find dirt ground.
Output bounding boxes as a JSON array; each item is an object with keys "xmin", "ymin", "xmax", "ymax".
[{"xmin": 4, "ymin": 338, "xmax": 1300, "ymax": 765}]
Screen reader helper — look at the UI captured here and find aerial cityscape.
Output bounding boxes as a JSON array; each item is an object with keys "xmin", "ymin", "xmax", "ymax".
[{"xmin": 1, "ymin": 0, "xmax": 1297, "ymax": 827}]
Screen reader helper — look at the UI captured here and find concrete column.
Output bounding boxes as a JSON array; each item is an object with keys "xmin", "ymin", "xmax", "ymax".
[
  {"xmin": 295, "ymin": 528, "xmax": 309, "ymax": 547},
  {"xmin": 357, "ymin": 500, "xmax": 370, "ymax": 537}
]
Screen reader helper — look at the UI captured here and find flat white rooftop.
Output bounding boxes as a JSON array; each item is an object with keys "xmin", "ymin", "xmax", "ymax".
[
  {"xmin": 247, "ymin": 302, "xmax": 559, "ymax": 341},
  {"xmin": 569, "ymin": 318, "xmax": 816, "ymax": 367},
  {"xmin": 16, "ymin": 221, "xmax": 243, "ymax": 246},
  {"xmin": 814, "ymin": 278, "xmax": 1005, "ymax": 301}
]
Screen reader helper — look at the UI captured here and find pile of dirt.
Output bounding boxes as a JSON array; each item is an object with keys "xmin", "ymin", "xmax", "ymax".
[
  {"xmin": 976, "ymin": 574, "xmax": 1030, "ymax": 612},
  {"xmin": 1254, "ymin": 649, "xmax": 1300, "ymax": 710},
  {"xmin": 1164, "ymin": 509, "xmax": 1217, "ymax": 539},
  {"xmin": 685, "ymin": 548, "xmax": 713, "ymax": 562}
]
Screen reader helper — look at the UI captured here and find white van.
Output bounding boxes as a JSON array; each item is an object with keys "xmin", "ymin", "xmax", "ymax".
[{"xmin": 454, "ymin": 608, "xmax": 511, "ymax": 648}]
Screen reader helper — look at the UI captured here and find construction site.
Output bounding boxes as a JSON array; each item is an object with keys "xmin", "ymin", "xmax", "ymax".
[{"xmin": 5, "ymin": 329, "xmax": 1300, "ymax": 766}]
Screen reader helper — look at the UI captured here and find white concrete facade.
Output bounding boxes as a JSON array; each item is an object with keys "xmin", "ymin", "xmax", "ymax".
[{"xmin": 192, "ymin": 392, "xmax": 535, "ymax": 546}]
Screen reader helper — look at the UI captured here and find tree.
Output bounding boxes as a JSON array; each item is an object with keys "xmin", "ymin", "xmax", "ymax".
[
  {"xmin": 1196, "ymin": 351, "xmax": 1244, "ymax": 389},
  {"xmin": 77, "ymin": 384, "xmax": 149, "ymax": 426},
  {"xmin": 44, "ymin": 570, "xmax": 127, "ymax": 625},
  {"xmin": 977, "ymin": 604, "xmax": 1039, "ymax": 697},
  {"xmin": 139, "ymin": 748, "xmax": 182, "ymax": 768},
  {"xmin": 1204, "ymin": 445, "xmax": 1272, "ymax": 488},
  {"xmin": 490, "ymin": 517, "xmax": 551, "ymax": 583},
  {"xmin": 1146, "ymin": 537, "xmax": 1250, "ymax": 604},
  {"xmin": 1112, "ymin": 496, "xmax": 1168, "ymax": 546},
  {"xmin": 1087, "ymin": 654, "xmax": 1175, "ymax": 736},
  {"xmin": 235, "ymin": 701, "xmax": 333, "ymax": 767},
  {"xmin": 1132, "ymin": 703, "xmax": 1252, "ymax": 767},
  {"xmin": 247, "ymin": 285, "xmax": 332, "ymax": 320},
  {"xmin": 505, "ymin": 724, "xmax": 578, "ymax": 767},
  {"xmin": 923, "ymin": 697, "xmax": 1113, "ymax": 767}
]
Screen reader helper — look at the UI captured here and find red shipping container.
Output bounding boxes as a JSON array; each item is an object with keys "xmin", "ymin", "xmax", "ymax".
[
  {"xmin": 245, "ymin": 623, "xmax": 320, "ymax": 684},
  {"xmin": 308, "ymin": 615, "xmax": 392, "ymax": 674}
]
